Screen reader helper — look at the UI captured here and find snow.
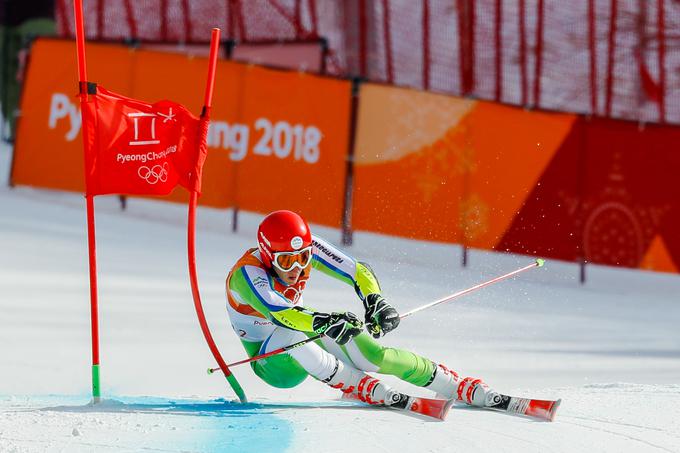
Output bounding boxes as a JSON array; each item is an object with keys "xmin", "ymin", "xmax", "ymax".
[{"xmin": 1, "ymin": 138, "xmax": 679, "ymax": 452}]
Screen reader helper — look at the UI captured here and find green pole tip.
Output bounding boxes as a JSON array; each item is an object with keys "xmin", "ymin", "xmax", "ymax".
[
  {"xmin": 207, "ymin": 368, "xmax": 214, "ymax": 375},
  {"xmin": 91, "ymin": 364, "xmax": 101, "ymax": 399},
  {"xmin": 536, "ymin": 258, "xmax": 545, "ymax": 267}
]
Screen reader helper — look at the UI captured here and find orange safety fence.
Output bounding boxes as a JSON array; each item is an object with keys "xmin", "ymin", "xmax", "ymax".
[
  {"xmin": 352, "ymin": 83, "xmax": 680, "ymax": 274},
  {"xmin": 11, "ymin": 38, "xmax": 351, "ymax": 228},
  {"xmin": 11, "ymin": 39, "xmax": 680, "ymax": 274},
  {"xmin": 352, "ymin": 83, "xmax": 575, "ymax": 249}
]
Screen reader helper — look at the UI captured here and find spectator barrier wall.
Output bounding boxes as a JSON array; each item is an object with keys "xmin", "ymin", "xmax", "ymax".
[
  {"xmin": 10, "ymin": 38, "xmax": 680, "ymax": 274},
  {"xmin": 11, "ymin": 38, "xmax": 351, "ymax": 227}
]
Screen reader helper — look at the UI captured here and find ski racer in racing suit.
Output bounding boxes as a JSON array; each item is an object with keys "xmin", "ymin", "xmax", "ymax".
[{"xmin": 226, "ymin": 210, "xmax": 500, "ymax": 407}]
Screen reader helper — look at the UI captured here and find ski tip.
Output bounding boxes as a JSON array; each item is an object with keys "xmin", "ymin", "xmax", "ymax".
[
  {"xmin": 536, "ymin": 258, "xmax": 546, "ymax": 267},
  {"xmin": 548, "ymin": 398, "xmax": 562, "ymax": 422}
]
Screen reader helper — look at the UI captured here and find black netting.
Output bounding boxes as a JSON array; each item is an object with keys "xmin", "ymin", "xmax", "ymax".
[{"xmin": 56, "ymin": 0, "xmax": 680, "ymax": 124}]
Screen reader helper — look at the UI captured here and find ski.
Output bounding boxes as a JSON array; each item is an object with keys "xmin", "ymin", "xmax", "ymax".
[
  {"xmin": 485, "ymin": 394, "xmax": 561, "ymax": 421},
  {"xmin": 342, "ymin": 391, "xmax": 453, "ymax": 421}
]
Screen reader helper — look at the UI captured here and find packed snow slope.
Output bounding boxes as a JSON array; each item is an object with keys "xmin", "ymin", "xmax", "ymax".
[{"xmin": 1, "ymin": 141, "xmax": 679, "ymax": 452}]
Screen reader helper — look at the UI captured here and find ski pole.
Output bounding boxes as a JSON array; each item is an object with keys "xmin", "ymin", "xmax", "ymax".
[
  {"xmin": 399, "ymin": 258, "xmax": 545, "ymax": 318},
  {"xmin": 208, "ymin": 333, "xmax": 325, "ymax": 374},
  {"xmin": 208, "ymin": 259, "xmax": 545, "ymax": 374}
]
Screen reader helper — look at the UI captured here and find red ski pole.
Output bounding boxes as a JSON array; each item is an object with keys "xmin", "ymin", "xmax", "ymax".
[
  {"xmin": 208, "ymin": 332, "xmax": 325, "ymax": 374},
  {"xmin": 400, "ymin": 258, "xmax": 545, "ymax": 318},
  {"xmin": 209, "ymin": 259, "xmax": 545, "ymax": 374}
]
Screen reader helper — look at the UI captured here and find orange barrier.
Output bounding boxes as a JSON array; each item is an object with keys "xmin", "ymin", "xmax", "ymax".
[
  {"xmin": 352, "ymin": 84, "xmax": 680, "ymax": 273},
  {"xmin": 223, "ymin": 64, "xmax": 350, "ymax": 227},
  {"xmin": 12, "ymin": 40, "xmax": 680, "ymax": 273},
  {"xmin": 12, "ymin": 40, "xmax": 133, "ymax": 193},
  {"xmin": 12, "ymin": 38, "xmax": 351, "ymax": 227},
  {"xmin": 498, "ymin": 116, "xmax": 680, "ymax": 274},
  {"xmin": 352, "ymin": 83, "xmax": 576, "ymax": 247}
]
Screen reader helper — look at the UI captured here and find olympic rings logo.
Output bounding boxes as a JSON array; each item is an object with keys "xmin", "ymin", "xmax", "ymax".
[{"xmin": 138, "ymin": 163, "xmax": 169, "ymax": 184}]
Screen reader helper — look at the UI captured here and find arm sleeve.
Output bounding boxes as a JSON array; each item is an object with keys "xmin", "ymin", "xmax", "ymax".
[
  {"xmin": 228, "ymin": 264, "xmax": 318, "ymax": 332},
  {"xmin": 311, "ymin": 235, "xmax": 382, "ymax": 301}
]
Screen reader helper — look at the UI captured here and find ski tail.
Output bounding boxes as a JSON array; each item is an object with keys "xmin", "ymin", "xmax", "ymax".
[
  {"xmin": 489, "ymin": 395, "xmax": 561, "ymax": 421},
  {"xmin": 525, "ymin": 397, "xmax": 561, "ymax": 421},
  {"xmin": 403, "ymin": 395, "xmax": 454, "ymax": 420},
  {"xmin": 342, "ymin": 391, "xmax": 453, "ymax": 421}
]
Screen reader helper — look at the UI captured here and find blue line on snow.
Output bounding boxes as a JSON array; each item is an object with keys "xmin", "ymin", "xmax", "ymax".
[{"xmin": 6, "ymin": 395, "xmax": 304, "ymax": 453}]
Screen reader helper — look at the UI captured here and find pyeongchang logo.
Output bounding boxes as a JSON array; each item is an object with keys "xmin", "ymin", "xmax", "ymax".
[{"xmin": 48, "ymin": 93, "xmax": 81, "ymax": 141}]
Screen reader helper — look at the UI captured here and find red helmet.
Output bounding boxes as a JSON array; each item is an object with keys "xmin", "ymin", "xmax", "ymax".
[{"xmin": 257, "ymin": 210, "xmax": 312, "ymax": 268}]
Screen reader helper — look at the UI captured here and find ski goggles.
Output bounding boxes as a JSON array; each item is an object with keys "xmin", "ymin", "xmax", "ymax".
[{"xmin": 272, "ymin": 246, "xmax": 313, "ymax": 272}]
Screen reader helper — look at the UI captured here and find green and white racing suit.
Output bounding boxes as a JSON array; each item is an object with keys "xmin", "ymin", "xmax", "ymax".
[
  {"xmin": 226, "ymin": 235, "xmax": 433, "ymax": 387},
  {"xmin": 226, "ymin": 235, "xmax": 495, "ymax": 406}
]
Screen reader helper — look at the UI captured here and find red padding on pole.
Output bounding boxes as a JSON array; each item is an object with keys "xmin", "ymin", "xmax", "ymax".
[
  {"xmin": 97, "ymin": 0, "xmax": 104, "ymax": 40},
  {"xmin": 160, "ymin": 0, "xmax": 168, "ymax": 41},
  {"xmin": 294, "ymin": 0, "xmax": 302, "ymax": 36},
  {"xmin": 588, "ymin": 0, "xmax": 598, "ymax": 115},
  {"xmin": 236, "ymin": 0, "xmax": 246, "ymax": 41},
  {"xmin": 227, "ymin": 0, "xmax": 235, "ymax": 40},
  {"xmin": 657, "ymin": 0, "xmax": 666, "ymax": 123},
  {"xmin": 604, "ymin": 0, "xmax": 618, "ymax": 118},
  {"xmin": 308, "ymin": 0, "xmax": 319, "ymax": 37},
  {"xmin": 457, "ymin": 0, "xmax": 475, "ymax": 95},
  {"xmin": 268, "ymin": 0, "xmax": 298, "ymax": 30},
  {"xmin": 56, "ymin": 0, "xmax": 70, "ymax": 37},
  {"xmin": 383, "ymin": 0, "xmax": 394, "ymax": 83},
  {"xmin": 423, "ymin": 0, "xmax": 430, "ymax": 90},
  {"xmin": 181, "ymin": 0, "xmax": 192, "ymax": 42},
  {"xmin": 469, "ymin": 0, "xmax": 476, "ymax": 94},
  {"xmin": 123, "ymin": 0, "xmax": 137, "ymax": 40},
  {"xmin": 533, "ymin": 0, "xmax": 544, "ymax": 107},
  {"xmin": 519, "ymin": 0, "xmax": 527, "ymax": 106},
  {"xmin": 457, "ymin": 0, "xmax": 465, "ymax": 93},
  {"xmin": 494, "ymin": 0, "xmax": 502, "ymax": 102},
  {"xmin": 359, "ymin": 0, "xmax": 367, "ymax": 77}
]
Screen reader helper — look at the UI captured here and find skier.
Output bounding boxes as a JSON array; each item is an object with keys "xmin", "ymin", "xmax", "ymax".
[{"xmin": 225, "ymin": 209, "xmax": 501, "ymax": 408}]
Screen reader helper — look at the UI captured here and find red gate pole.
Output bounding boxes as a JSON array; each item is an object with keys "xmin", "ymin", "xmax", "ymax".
[
  {"xmin": 73, "ymin": 0, "xmax": 102, "ymax": 403},
  {"xmin": 187, "ymin": 28, "xmax": 247, "ymax": 403}
]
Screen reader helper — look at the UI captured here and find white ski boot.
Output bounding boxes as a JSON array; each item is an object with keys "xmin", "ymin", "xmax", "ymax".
[
  {"xmin": 425, "ymin": 363, "xmax": 502, "ymax": 407},
  {"xmin": 322, "ymin": 357, "xmax": 402, "ymax": 406}
]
